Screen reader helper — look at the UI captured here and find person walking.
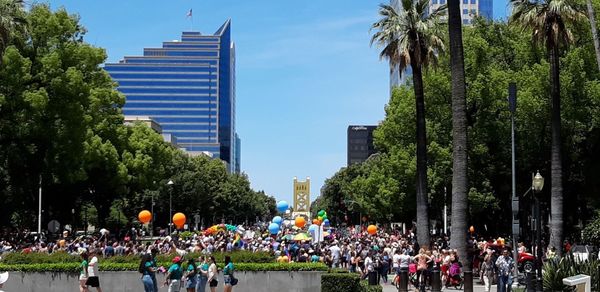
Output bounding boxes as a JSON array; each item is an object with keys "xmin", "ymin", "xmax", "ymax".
[
  {"xmin": 196, "ymin": 256, "xmax": 209, "ymax": 292},
  {"xmin": 184, "ymin": 258, "xmax": 197, "ymax": 292},
  {"xmin": 79, "ymin": 251, "xmax": 89, "ymax": 292},
  {"xmin": 208, "ymin": 256, "xmax": 219, "ymax": 292},
  {"xmin": 86, "ymin": 249, "xmax": 102, "ymax": 292},
  {"xmin": 139, "ymin": 253, "xmax": 156, "ymax": 292},
  {"xmin": 223, "ymin": 255, "xmax": 235, "ymax": 292},
  {"xmin": 481, "ymin": 251, "xmax": 496, "ymax": 292},
  {"xmin": 495, "ymin": 249, "xmax": 515, "ymax": 292},
  {"xmin": 165, "ymin": 256, "xmax": 184, "ymax": 292}
]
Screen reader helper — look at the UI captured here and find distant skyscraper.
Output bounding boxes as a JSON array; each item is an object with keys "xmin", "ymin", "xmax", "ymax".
[
  {"xmin": 347, "ymin": 125, "xmax": 377, "ymax": 166},
  {"xmin": 105, "ymin": 20, "xmax": 240, "ymax": 173}
]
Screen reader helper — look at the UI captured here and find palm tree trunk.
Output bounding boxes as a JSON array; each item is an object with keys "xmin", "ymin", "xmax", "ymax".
[
  {"xmin": 587, "ymin": 0, "xmax": 600, "ymax": 72},
  {"xmin": 548, "ymin": 44, "xmax": 564, "ymax": 257},
  {"xmin": 447, "ymin": 0, "xmax": 471, "ymax": 284},
  {"xmin": 412, "ymin": 60, "xmax": 430, "ymax": 249}
]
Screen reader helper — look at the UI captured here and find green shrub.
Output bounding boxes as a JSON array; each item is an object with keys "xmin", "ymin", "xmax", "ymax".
[
  {"xmin": 542, "ymin": 254, "xmax": 599, "ymax": 291},
  {"xmin": 0, "ymin": 250, "xmax": 274, "ymax": 265},
  {"xmin": 321, "ymin": 273, "xmax": 361, "ymax": 292},
  {"xmin": 0, "ymin": 262, "xmax": 327, "ymax": 273},
  {"xmin": 582, "ymin": 215, "xmax": 600, "ymax": 246},
  {"xmin": 360, "ymin": 280, "xmax": 383, "ymax": 292}
]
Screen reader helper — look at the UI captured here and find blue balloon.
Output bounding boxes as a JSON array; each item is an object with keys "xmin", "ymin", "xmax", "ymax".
[
  {"xmin": 268, "ymin": 223, "xmax": 280, "ymax": 235},
  {"xmin": 276, "ymin": 201, "xmax": 289, "ymax": 213},
  {"xmin": 272, "ymin": 216, "xmax": 283, "ymax": 225},
  {"xmin": 323, "ymin": 219, "xmax": 330, "ymax": 226},
  {"xmin": 308, "ymin": 224, "xmax": 317, "ymax": 233}
]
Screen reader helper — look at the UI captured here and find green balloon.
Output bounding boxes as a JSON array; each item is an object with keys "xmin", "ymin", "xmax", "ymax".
[
  {"xmin": 318, "ymin": 210, "xmax": 325, "ymax": 217},
  {"xmin": 322, "ymin": 215, "xmax": 328, "ymax": 220}
]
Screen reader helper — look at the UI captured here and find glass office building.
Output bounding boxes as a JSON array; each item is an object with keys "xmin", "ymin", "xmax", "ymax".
[{"xmin": 105, "ymin": 20, "xmax": 240, "ymax": 173}]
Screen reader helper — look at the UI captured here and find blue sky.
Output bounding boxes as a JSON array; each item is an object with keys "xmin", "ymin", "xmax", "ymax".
[{"xmin": 49, "ymin": 0, "xmax": 509, "ymax": 205}]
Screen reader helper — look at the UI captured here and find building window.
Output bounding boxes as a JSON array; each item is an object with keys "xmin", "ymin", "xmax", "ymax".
[
  {"xmin": 471, "ymin": 0, "xmax": 476, "ymax": 3},
  {"xmin": 463, "ymin": 0, "xmax": 468, "ymax": 4},
  {"xmin": 463, "ymin": 19, "xmax": 470, "ymax": 24},
  {"xmin": 471, "ymin": 9, "xmax": 477, "ymax": 15},
  {"xmin": 432, "ymin": 0, "xmax": 438, "ymax": 3},
  {"xmin": 463, "ymin": 9, "xmax": 468, "ymax": 14},
  {"xmin": 440, "ymin": 0, "xmax": 446, "ymax": 3}
]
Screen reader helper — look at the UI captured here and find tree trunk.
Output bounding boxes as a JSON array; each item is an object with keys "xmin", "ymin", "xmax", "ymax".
[
  {"xmin": 587, "ymin": 0, "xmax": 600, "ymax": 72},
  {"xmin": 548, "ymin": 44, "xmax": 564, "ymax": 257},
  {"xmin": 447, "ymin": 0, "xmax": 471, "ymax": 284},
  {"xmin": 412, "ymin": 60, "xmax": 431, "ymax": 249}
]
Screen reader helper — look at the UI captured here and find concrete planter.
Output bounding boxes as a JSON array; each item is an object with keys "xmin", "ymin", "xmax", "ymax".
[{"xmin": 3, "ymin": 270, "xmax": 325, "ymax": 292}]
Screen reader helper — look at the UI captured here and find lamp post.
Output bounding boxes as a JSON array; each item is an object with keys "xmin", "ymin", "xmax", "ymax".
[
  {"xmin": 531, "ymin": 171, "xmax": 544, "ymax": 292},
  {"xmin": 167, "ymin": 180, "xmax": 174, "ymax": 234}
]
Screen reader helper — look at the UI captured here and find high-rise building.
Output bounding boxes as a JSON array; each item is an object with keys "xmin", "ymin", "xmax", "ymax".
[
  {"xmin": 105, "ymin": 20, "xmax": 240, "ymax": 173},
  {"xmin": 347, "ymin": 125, "xmax": 377, "ymax": 166}
]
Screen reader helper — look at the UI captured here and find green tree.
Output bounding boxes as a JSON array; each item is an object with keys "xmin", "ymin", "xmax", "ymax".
[
  {"xmin": 0, "ymin": 0, "xmax": 25, "ymax": 65},
  {"xmin": 510, "ymin": 0, "xmax": 586, "ymax": 256},
  {"xmin": 371, "ymin": 0, "xmax": 446, "ymax": 248}
]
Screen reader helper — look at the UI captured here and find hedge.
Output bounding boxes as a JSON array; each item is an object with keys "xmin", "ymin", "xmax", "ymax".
[
  {"xmin": 0, "ymin": 262, "xmax": 328, "ymax": 273},
  {"xmin": 0, "ymin": 250, "xmax": 273, "ymax": 264},
  {"xmin": 360, "ymin": 280, "xmax": 383, "ymax": 292},
  {"xmin": 321, "ymin": 273, "xmax": 361, "ymax": 292}
]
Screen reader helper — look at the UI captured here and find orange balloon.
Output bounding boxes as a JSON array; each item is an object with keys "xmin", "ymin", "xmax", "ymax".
[
  {"xmin": 312, "ymin": 219, "xmax": 319, "ymax": 225},
  {"xmin": 138, "ymin": 210, "xmax": 152, "ymax": 224},
  {"xmin": 469, "ymin": 226, "xmax": 475, "ymax": 233},
  {"xmin": 367, "ymin": 225, "xmax": 377, "ymax": 235},
  {"xmin": 172, "ymin": 212, "xmax": 186, "ymax": 227},
  {"xmin": 295, "ymin": 217, "xmax": 306, "ymax": 228}
]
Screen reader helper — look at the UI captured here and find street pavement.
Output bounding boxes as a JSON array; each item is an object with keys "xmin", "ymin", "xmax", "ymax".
[{"xmin": 381, "ymin": 283, "xmax": 507, "ymax": 292}]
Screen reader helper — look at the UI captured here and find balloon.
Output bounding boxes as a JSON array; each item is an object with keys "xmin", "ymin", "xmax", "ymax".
[
  {"xmin": 318, "ymin": 210, "xmax": 325, "ymax": 217},
  {"xmin": 317, "ymin": 216, "xmax": 323, "ymax": 221},
  {"xmin": 172, "ymin": 213, "xmax": 186, "ymax": 228},
  {"xmin": 268, "ymin": 223, "xmax": 280, "ymax": 235},
  {"xmin": 138, "ymin": 210, "xmax": 152, "ymax": 224},
  {"xmin": 324, "ymin": 219, "xmax": 330, "ymax": 226},
  {"xmin": 367, "ymin": 225, "xmax": 377, "ymax": 235},
  {"xmin": 313, "ymin": 219, "xmax": 320, "ymax": 225},
  {"xmin": 272, "ymin": 216, "xmax": 283, "ymax": 225},
  {"xmin": 295, "ymin": 217, "xmax": 306, "ymax": 228},
  {"xmin": 276, "ymin": 201, "xmax": 289, "ymax": 213},
  {"xmin": 308, "ymin": 225, "xmax": 317, "ymax": 233},
  {"xmin": 469, "ymin": 226, "xmax": 475, "ymax": 233},
  {"xmin": 322, "ymin": 215, "xmax": 328, "ymax": 220}
]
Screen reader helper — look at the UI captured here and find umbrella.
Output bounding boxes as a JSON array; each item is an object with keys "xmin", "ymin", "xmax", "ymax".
[
  {"xmin": 280, "ymin": 234, "xmax": 294, "ymax": 241},
  {"xmin": 293, "ymin": 233, "xmax": 312, "ymax": 241}
]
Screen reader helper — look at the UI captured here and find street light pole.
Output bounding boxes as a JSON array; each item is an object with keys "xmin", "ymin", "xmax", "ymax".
[
  {"xmin": 167, "ymin": 180, "xmax": 174, "ymax": 234},
  {"xmin": 38, "ymin": 175, "xmax": 42, "ymax": 236},
  {"xmin": 508, "ymin": 82, "xmax": 520, "ymax": 287},
  {"xmin": 532, "ymin": 171, "xmax": 545, "ymax": 292}
]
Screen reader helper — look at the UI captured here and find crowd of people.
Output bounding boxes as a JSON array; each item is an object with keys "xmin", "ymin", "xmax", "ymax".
[{"xmin": 0, "ymin": 223, "xmax": 572, "ymax": 291}]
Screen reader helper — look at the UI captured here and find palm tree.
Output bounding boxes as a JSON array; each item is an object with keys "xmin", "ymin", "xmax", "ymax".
[
  {"xmin": 0, "ymin": 0, "xmax": 26, "ymax": 65},
  {"xmin": 447, "ymin": 0, "xmax": 470, "ymax": 284},
  {"xmin": 586, "ymin": 0, "xmax": 600, "ymax": 71},
  {"xmin": 371, "ymin": 0, "xmax": 446, "ymax": 249},
  {"xmin": 510, "ymin": 0, "xmax": 585, "ymax": 256}
]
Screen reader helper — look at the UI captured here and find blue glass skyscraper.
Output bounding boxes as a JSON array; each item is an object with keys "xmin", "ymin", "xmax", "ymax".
[{"xmin": 105, "ymin": 20, "xmax": 240, "ymax": 172}]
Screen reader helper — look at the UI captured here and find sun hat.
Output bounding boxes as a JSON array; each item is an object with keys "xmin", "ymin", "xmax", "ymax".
[{"xmin": 0, "ymin": 272, "xmax": 8, "ymax": 285}]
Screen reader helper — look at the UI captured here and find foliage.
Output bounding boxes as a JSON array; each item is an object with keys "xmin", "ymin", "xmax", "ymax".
[
  {"xmin": 0, "ymin": 262, "xmax": 327, "ymax": 273},
  {"xmin": 542, "ymin": 254, "xmax": 599, "ymax": 291},
  {"xmin": 0, "ymin": 3, "xmax": 275, "ymax": 231},
  {"xmin": 321, "ymin": 273, "xmax": 361, "ymax": 292},
  {"xmin": 582, "ymin": 214, "xmax": 600, "ymax": 246},
  {"xmin": 320, "ymin": 17, "xmax": 600, "ymax": 238},
  {"xmin": 360, "ymin": 280, "xmax": 383, "ymax": 292},
  {"xmin": 0, "ymin": 251, "xmax": 275, "ymax": 265}
]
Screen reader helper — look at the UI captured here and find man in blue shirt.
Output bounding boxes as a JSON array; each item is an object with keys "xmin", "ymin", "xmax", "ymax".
[{"xmin": 495, "ymin": 249, "xmax": 515, "ymax": 292}]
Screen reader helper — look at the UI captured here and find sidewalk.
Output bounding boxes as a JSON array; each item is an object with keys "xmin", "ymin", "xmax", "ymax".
[{"xmin": 381, "ymin": 283, "xmax": 501, "ymax": 292}]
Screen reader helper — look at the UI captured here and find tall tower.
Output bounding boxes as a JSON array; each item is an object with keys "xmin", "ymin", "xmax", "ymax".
[
  {"xmin": 292, "ymin": 177, "xmax": 311, "ymax": 218},
  {"xmin": 105, "ymin": 20, "xmax": 241, "ymax": 173}
]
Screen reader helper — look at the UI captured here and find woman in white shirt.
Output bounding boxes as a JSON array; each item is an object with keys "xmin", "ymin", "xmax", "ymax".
[{"xmin": 207, "ymin": 256, "xmax": 218, "ymax": 292}]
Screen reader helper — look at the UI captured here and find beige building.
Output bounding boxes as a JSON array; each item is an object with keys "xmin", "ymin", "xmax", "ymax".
[{"xmin": 292, "ymin": 177, "xmax": 311, "ymax": 218}]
